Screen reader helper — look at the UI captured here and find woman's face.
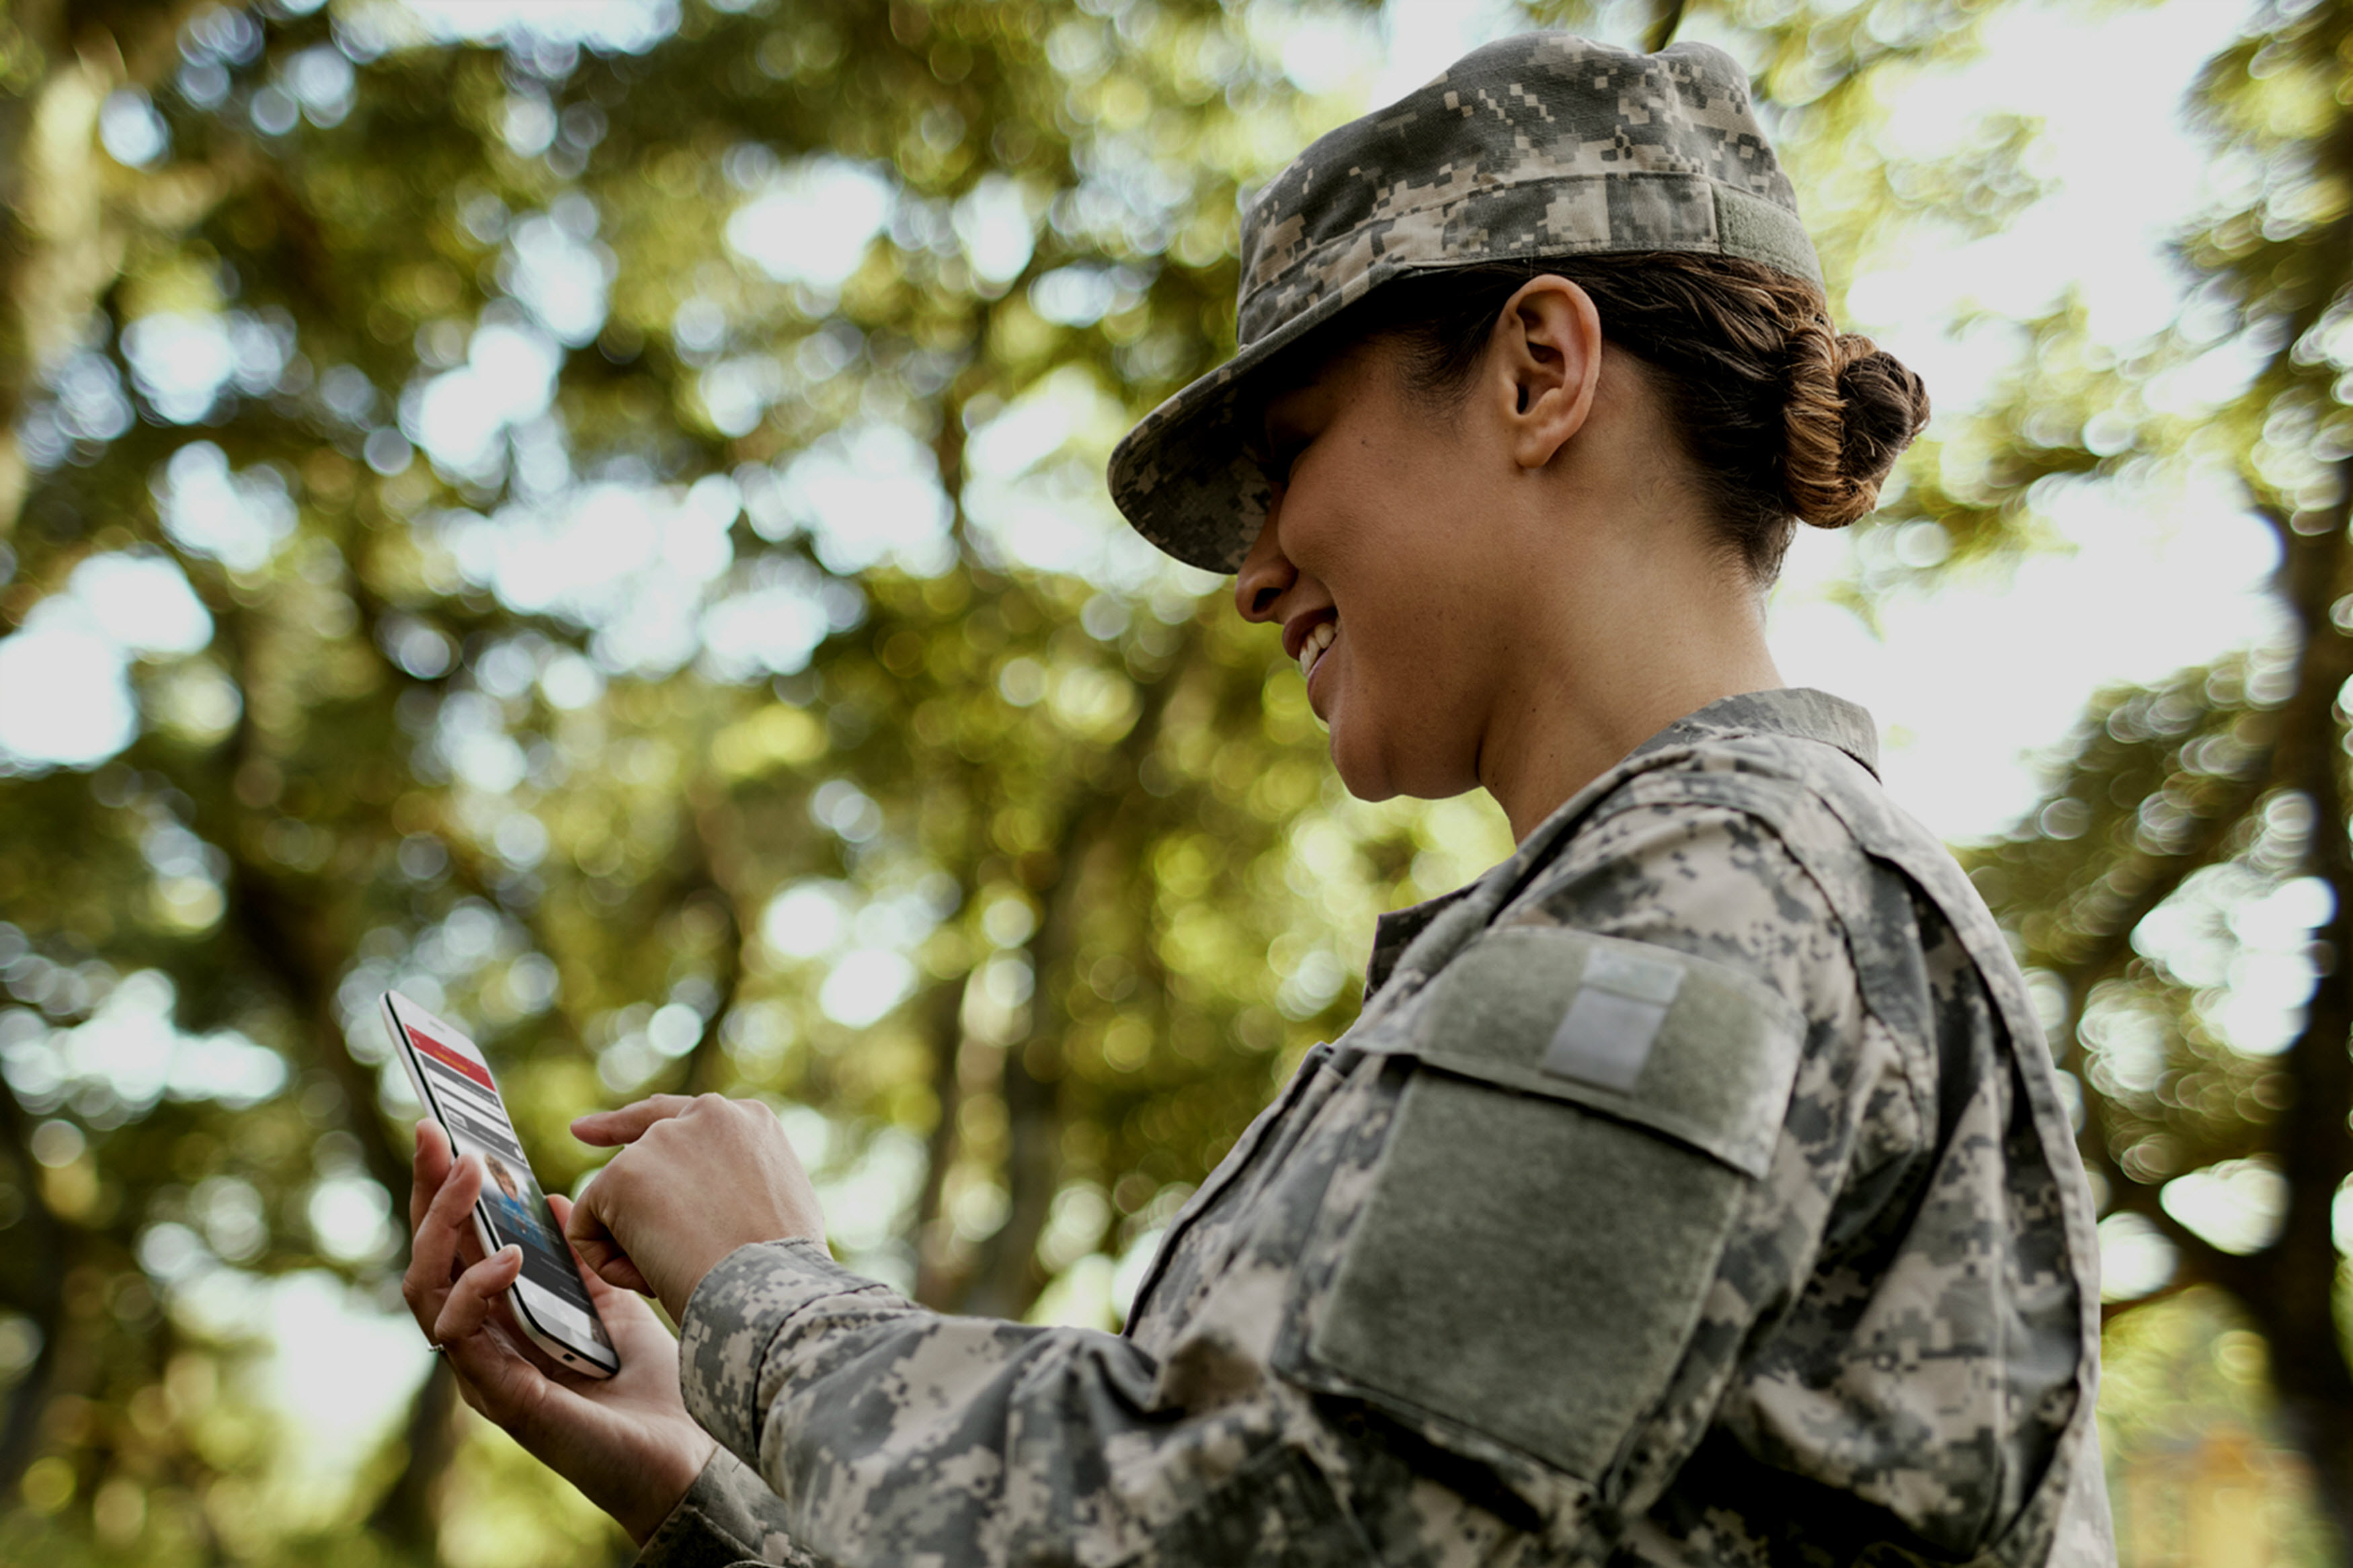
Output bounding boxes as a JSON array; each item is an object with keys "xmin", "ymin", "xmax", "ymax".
[
  {"xmin": 1228, "ymin": 280, "xmax": 1782, "ymax": 840},
  {"xmin": 1234, "ymin": 335, "xmax": 1519, "ymax": 803}
]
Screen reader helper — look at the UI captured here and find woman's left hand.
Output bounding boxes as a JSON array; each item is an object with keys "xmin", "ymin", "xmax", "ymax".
[
  {"xmin": 400, "ymin": 1122, "xmax": 715, "ymax": 1544},
  {"xmin": 567, "ymin": 1094, "xmax": 828, "ymax": 1323}
]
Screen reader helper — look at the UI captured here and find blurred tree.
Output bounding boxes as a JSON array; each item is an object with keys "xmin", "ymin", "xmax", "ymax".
[
  {"xmin": 2100, "ymin": 1286, "xmax": 2337, "ymax": 1567},
  {"xmin": 0, "ymin": 0, "xmax": 2089, "ymax": 1563},
  {"xmin": 1860, "ymin": 0, "xmax": 2353, "ymax": 1551},
  {"xmin": 0, "ymin": 1, "xmax": 1474, "ymax": 1560}
]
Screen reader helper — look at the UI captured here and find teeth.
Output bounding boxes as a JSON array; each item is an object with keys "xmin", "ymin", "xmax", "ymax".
[{"xmin": 1297, "ymin": 619, "xmax": 1336, "ymax": 681}]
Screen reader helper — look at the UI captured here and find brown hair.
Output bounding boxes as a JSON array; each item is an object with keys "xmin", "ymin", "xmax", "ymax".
[{"xmin": 1305, "ymin": 253, "xmax": 1931, "ymax": 580}]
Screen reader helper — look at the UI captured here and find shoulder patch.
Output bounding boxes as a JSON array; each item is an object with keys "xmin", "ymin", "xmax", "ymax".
[{"xmin": 1367, "ymin": 924, "xmax": 1805, "ymax": 1180}]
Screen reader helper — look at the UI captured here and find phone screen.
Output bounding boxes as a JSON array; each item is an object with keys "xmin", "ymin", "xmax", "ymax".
[{"xmin": 385, "ymin": 994, "xmax": 616, "ymax": 1366}]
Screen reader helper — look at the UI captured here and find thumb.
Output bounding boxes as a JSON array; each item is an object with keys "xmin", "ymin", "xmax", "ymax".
[
  {"xmin": 564, "ymin": 1168, "xmax": 655, "ymax": 1296},
  {"xmin": 549, "ymin": 1191, "xmax": 658, "ymax": 1315}
]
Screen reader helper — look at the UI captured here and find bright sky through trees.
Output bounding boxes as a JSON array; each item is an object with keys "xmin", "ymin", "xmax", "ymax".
[
  {"xmin": 1772, "ymin": 0, "xmax": 2277, "ymax": 845},
  {"xmin": 0, "ymin": 0, "xmax": 2259, "ymax": 840}
]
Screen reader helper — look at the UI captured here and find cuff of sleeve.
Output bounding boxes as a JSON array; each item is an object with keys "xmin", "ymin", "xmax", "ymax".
[
  {"xmin": 678, "ymin": 1238, "xmax": 898, "ymax": 1467},
  {"xmin": 633, "ymin": 1444, "xmax": 822, "ymax": 1568}
]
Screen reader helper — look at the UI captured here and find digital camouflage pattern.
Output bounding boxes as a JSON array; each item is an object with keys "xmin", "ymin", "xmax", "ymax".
[
  {"xmin": 1107, "ymin": 32, "xmax": 1826, "ymax": 574},
  {"xmin": 637, "ymin": 689, "xmax": 2114, "ymax": 1567},
  {"xmin": 638, "ymin": 1448, "xmax": 825, "ymax": 1568}
]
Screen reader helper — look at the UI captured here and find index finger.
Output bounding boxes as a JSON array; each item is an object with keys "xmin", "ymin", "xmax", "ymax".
[
  {"xmin": 402, "ymin": 1151, "xmax": 486, "ymax": 1338},
  {"xmin": 569, "ymin": 1095, "xmax": 697, "ymax": 1147}
]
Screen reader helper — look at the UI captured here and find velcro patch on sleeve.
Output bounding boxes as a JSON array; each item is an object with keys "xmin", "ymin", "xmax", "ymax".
[{"xmin": 1540, "ymin": 946, "xmax": 1686, "ymax": 1091}]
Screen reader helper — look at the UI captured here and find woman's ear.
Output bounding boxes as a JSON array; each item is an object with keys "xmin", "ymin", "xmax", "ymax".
[{"xmin": 1492, "ymin": 276, "xmax": 1603, "ymax": 470}]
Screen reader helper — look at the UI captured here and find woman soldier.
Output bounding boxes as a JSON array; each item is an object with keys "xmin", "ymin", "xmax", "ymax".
[{"xmin": 402, "ymin": 32, "xmax": 2113, "ymax": 1567}]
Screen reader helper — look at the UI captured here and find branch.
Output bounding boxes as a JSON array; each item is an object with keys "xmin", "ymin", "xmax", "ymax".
[
  {"xmin": 2077, "ymin": 1079, "xmax": 2251, "ymax": 1296},
  {"xmin": 1644, "ymin": 0, "xmax": 1687, "ymax": 53},
  {"xmin": 2044, "ymin": 756, "xmax": 2272, "ymax": 1010}
]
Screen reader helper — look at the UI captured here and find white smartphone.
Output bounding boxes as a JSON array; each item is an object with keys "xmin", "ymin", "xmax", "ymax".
[{"xmin": 381, "ymin": 989, "xmax": 619, "ymax": 1378}]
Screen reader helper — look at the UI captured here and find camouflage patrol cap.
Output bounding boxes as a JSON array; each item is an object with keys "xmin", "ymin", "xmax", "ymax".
[{"xmin": 1107, "ymin": 33, "xmax": 1825, "ymax": 574}]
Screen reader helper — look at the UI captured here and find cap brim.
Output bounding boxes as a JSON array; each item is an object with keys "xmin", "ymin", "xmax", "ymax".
[{"xmin": 1106, "ymin": 274, "xmax": 1390, "ymax": 575}]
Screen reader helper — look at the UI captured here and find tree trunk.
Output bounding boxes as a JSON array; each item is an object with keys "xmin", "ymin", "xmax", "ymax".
[
  {"xmin": 677, "ymin": 793, "xmax": 748, "ymax": 1098},
  {"xmin": 2046, "ymin": 482, "xmax": 2353, "ymax": 1549},
  {"xmin": 2248, "ymin": 472, "xmax": 2353, "ymax": 1549},
  {"xmin": 365, "ymin": 1354, "xmax": 461, "ymax": 1551},
  {"xmin": 960, "ymin": 1023, "xmax": 1060, "ymax": 1321},
  {"xmin": 911, "ymin": 969, "xmax": 973, "ymax": 1310},
  {"xmin": 951, "ymin": 630, "xmax": 1197, "ymax": 1321},
  {"xmin": 0, "ymin": 1073, "xmax": 67, "ymax": 1497}
]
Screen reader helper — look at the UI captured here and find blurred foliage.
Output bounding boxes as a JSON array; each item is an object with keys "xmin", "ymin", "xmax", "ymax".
[
  {"xmin": 1903, "ymin": 0, "xmax": 2353, "ymax": 1552},
  {"xmin": 2102, "ymin": 1286, "xmax": 2337, "ymax": 1567},
  {"xmin": 0, "ymin": 0, "xmax": 2301, "ymax": 1563}
]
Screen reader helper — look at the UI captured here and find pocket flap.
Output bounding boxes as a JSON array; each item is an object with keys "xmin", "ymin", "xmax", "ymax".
[{"xmin": 1365, "ymin": 925, "xmax": 1804, "ymax": 1178}]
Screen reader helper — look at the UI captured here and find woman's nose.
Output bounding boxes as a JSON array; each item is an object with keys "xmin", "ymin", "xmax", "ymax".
[{"xmin": 1233, "ymin": 506, "xmax": 1294, "ymax": 624}]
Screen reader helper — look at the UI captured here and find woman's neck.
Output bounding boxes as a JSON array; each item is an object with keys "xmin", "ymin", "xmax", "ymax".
[{"xmin": 1475, "ymin": 567, "xmax": 1786, "ymax": 843}]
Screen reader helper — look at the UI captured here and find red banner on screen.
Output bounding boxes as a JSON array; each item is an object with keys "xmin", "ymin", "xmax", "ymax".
[{"xmin": 407, "ymin": 1026, "xmax": 495, "ymax": 1091}]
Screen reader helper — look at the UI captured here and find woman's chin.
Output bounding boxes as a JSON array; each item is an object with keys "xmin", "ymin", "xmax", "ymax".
[
  {"xmin": 1326, "ymin": 706, "xmax": 1482, "ymax": 805},
  {"xmin": 1325, "ymin": 715, "xmax": 1400, "ymax": 804}
]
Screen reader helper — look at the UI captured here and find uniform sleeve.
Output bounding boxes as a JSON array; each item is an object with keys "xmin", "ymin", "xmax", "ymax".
[
  {"xmin": 1486, "ymin": 786, "xmax": 1923, "ymax": 1518},
  {"xmin": 671, "ymin": 787, "xmax": 1910, "ymax": 1565},
  {"xmin": 1521, "ymin": 776, "xmax": 2098, "ymax": 1560},
  {"xmin": 634, "ymin": 1444, "xmax": 832, "ymax": 1567},
  {"xmin": 673, "ymin": 1239, "xmax": 1369, "ymax": 1568}
]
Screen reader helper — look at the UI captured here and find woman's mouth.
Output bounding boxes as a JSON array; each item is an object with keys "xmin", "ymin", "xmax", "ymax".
[{"xmin": 1298, "ymin": 618, "xmax": 1336, "ymax": 683}]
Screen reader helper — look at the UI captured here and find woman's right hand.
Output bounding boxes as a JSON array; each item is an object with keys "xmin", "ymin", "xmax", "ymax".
[{"xmin": 400, "ymin": 1120, "xmax": 717, "ymax": 1544}]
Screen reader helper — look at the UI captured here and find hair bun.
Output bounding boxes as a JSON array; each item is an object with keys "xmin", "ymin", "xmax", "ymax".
[{"xmin": 1782, "ymin": 323, "xmax": 1931, "ymax": 528}]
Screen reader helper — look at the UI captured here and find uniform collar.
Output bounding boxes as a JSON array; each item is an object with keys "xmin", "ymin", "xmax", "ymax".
[
  {"xmin": 1625, "ymin": 686, "xmax": 1880, "ymax": 780},
  {"xmin": 1361, "ymin": 688, "xmax": 1878, "ymax": 1000}
]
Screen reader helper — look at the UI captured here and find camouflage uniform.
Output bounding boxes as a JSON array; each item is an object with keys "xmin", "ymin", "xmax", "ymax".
[
  {"xmin": 630, "ymin": 30, "xmax": 2110, "ymax": 1567},
  {"xmin": 637, "ymin": 690, "xmax": 2113, "ymax": 1566}
]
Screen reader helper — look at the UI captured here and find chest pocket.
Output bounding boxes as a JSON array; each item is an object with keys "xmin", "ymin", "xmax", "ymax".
[{"xmin": 1291, "ymin": 925, "xmax": 1804, "ymax": 1483}]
